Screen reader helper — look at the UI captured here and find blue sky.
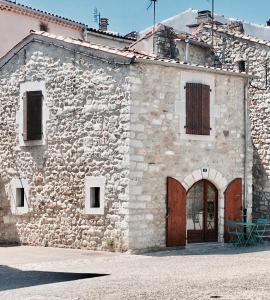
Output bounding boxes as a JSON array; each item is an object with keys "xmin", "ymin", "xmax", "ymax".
[{"xmin": 16, "ymin": 0, "xmax": 270, "ymax": 34}]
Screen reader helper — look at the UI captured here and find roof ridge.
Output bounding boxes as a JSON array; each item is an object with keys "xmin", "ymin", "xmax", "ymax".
[{"xmin": 203, "ymin": 24, "xmax": 270, "ymax": 46}]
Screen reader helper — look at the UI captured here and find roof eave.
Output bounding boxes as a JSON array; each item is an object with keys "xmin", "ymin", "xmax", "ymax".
[
  {"xmin": 134, "ymin": 57, "xmax": 253, "ymax": 78},
  {"xmin": 0, "ymin": 0, "xmax": 86, "ymax": 29},
  {"xmin": 0, "ymin": 33, "xmax": 135, "ymax": 70}
]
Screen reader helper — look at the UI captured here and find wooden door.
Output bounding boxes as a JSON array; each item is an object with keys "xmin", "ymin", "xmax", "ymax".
[
  {"xmin": 187, "ymin": 180, "xmax": 218, "ymax": 243},
  {"xmin": 166, "ymin": 177, "xmax": 187, "ymax": 247},
  {"xmin": 224, "ymin": 178, "xmax": 243, "ymax": 242}
]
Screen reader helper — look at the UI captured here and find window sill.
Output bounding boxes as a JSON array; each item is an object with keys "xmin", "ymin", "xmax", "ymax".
[
  {"xmin": 20, "ymin": 139, "xmax": 46, "ymax": 147},
  {"xmin": 12, "ymin": 207, "xmax": 30, "ymax": 215},
  {"xmin": 84, "ymin": 208, "xmax": 104, "ymax": 215},
  {"xmin": 178, "ymin": 132, "xmax": 215, "ymax": 141}
]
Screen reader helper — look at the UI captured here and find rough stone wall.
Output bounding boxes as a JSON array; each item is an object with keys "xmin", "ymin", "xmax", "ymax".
[
  {"xmin": 154, "ymin": 26, "xmax": 179, "ymax": 60},
  {"xmin": 0, "ymin": 42, "xmax": 131, "ymax": 251},
  {"xmin": 196, "ymin": 27, "xmax": 270, "ymax": 220},
  {"xmin": 176, "ymin": 41, "xmax": 212, "ymax": 65},
  {"xmin": 128, "ymin": 63, "xmax": 250, "ymax": 251}
]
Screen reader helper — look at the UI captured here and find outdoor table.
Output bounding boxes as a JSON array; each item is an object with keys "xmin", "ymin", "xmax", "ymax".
[{"xmin": 236, "ymin": 222, "xmax": 257, "ymax": 247}]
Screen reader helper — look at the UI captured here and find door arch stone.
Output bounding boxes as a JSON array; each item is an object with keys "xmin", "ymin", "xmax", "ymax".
[{"xmin": 182, "ymin": 168, "xmax": 228, "ymax": 242}]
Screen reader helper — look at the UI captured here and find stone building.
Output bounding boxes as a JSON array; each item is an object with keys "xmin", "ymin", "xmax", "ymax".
[
  {"xmin": 0, "ymin": 0, "xmax": 134, "ymax": 57},
  {"xmin": 130, "ymin": 23, "xmax": 216, "ymax": 66},
  {"xmin": 136, "ymin": 9, "xmax": 270, "ymax": 224},
  {"xmin": 0, "ymin": 30, "xmax": 251, "ymax": 251},
  {"xmin": 194, "ymin": 24, "xmax": 270, "ymax": 221}
]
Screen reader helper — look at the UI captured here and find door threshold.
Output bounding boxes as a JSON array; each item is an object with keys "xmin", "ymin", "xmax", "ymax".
[{"xmin": 187, "ymin": 242, "xmax": 221, "ymax": 247}]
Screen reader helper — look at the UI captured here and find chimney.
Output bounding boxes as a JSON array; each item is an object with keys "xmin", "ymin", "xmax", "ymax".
[
  {"xmin": 196, "ymin": 10, "xmax": 212, "ymax": 24},
  {"xmin": 267, "ymin": 19, "xmax": 270, "ymax": 26},
  {"xmin": 99, "ymin": 18, "xmax": 109, "ymax": 31}
]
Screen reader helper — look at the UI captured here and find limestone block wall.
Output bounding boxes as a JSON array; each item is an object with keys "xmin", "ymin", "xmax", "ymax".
[
  {"xmin": 128, "ymin": 63, "xmax": 251, "ymax": 251},
  {"xmin": 196, "ymin": 28, "xmax": 270, "ymax": 220},
  {"xmin": 0, "ymin": 42, "xmax": 131, "ymax": 251},
  {"xmin": 176, "ymin": 41, "xmax": 210, "ymax": 66}
]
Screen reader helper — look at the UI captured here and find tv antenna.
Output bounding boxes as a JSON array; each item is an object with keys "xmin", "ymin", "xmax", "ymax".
[
  {"xmin": 147, "ymin": 0, "xmax": 158, "ymax": 31},
  {"xmin": 94, "ymin": 7, "xmax": 101, "ymax": 29},
  {"xmin": 211, "ymin": 0, "xmax": 214, "ymax": 48},
  {"xmin": 147, "ymin": 0, "xmax": 158, "ymax": 54},
  {"xmin": 206, "ymin": 0, "xmax": 215, "ymax": 48}
]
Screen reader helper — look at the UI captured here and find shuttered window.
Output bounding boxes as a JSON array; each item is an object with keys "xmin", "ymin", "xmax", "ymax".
[
  {"xmin": 23, "ymin": 91, "xmax": 43, "ymax": 141},
  {"xmin": 185, "ymin": 83, "xmax": 211, "ymax": 136}
]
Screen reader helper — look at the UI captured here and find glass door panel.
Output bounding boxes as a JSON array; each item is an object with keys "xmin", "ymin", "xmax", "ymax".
[
  {"xmin": 206, "ymin": 185, "xmax": 216, "ymax": 230},
  {"xmin": 187, "ymin": 181, "xmax": 204, "ymax": 230}
]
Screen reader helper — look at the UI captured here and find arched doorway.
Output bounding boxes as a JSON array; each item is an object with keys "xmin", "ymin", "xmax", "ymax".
[{"xmin": 187, "ymin": 180, "xmax": 218, "ymax": 243}]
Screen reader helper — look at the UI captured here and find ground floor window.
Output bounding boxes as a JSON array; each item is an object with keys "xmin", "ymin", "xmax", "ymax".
[
  {"xmin": 9, "ymin": 178, "xmax": 29, "ymax": 215},
  {"xmin": 85, "ymin": 176, "xmax": 105, "ymax": 215}
]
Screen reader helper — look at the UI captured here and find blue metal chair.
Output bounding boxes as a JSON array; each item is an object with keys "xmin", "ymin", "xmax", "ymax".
[
  {"xmin": 255, "ymin": 218, "xmax": 269, "ymax": 243},
  {"xmin": 226, "ymin": 220, "xmax": 245, "ymax": 247}
]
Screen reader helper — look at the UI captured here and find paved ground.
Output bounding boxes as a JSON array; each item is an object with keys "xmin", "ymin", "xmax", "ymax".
[{"xmin": 1, "ymin": 244, "xmax": 270, "ymax": 300}]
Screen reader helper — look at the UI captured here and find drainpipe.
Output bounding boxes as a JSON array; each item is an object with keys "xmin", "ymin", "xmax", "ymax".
[
  {"xmin": 243, "ymin": 78, "xmax": 249, "ymax": 222},
  {"xmin": 184, "ymin": 38, "xmax": 190, "ymax": 64}
]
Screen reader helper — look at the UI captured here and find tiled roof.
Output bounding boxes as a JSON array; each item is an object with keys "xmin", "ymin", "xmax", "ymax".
[
  {"xmin": 30, "ymin": 31, "xmax": 140, "ymax": 59},
  {"xmin": 87, "ymin": 27, "xmax": 136, "ymax": 41},
  {"xmin": 0, "ymin": 0, "xmax": 136, "ymax": 41},
  {"xmin": 203, "ymin": 24, "xmax": 270, "ymax": 47}
]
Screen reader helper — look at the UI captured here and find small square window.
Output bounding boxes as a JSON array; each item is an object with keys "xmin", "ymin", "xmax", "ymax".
[
  {"xmin": 10, "ymin": 178, "xmax": 29, "ymax": 215},
  {"xmin": 238, "ymin": 60, "xmax": 246, "ymax": 73},
  {"xmin": 16, "ymin": 188, "xmax": 25, "ymax": 208},
  {"xmin": 85, "ymin": 177, "xmax": 105, "ymax": 215},
  {"xmin": 90, "ymin": 187, "xmax": 100, "ymax": 208}
]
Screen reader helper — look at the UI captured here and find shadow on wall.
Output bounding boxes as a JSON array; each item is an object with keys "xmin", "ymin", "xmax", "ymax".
[
  {"xmin": 0, "ymin": 265, "xmax": 109, "ymax": 291},
  {"xmin": 0, "ymin": 179, "xmax": 19, "ymax": 245},
  {"xmin": 252, "ymin": 147, "xmax": 270, "ymax": 220}
]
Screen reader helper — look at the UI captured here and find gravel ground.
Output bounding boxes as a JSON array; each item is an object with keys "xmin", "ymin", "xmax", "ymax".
[{"xmin": 1, "ymin": 244, "xmax": 270, "ymax": 300}]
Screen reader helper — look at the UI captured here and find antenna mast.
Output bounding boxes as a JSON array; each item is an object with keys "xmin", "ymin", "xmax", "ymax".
[
  {"xmin": 211, "ymin": 0, "xmax": 214, "ymax": 48},
  {"xmin": 153, "ymin": 0, "xmax": 157, "ymax": 32},
  {"xmin": 147, "ymin": 0, "xmax": 158, "ymax": 54},
  {"xmin": 94, "ymin": 8, "xmax": 101, "ymax": 29}
]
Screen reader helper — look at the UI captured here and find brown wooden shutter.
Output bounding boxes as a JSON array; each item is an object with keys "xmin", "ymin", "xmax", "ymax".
[
  {"xmin": 26, "ymin": 91, "xmax": 43, "ymax": 141},
  {"xmin": 186, "ymin": 83, "xmax": 210, "ymax": 135},
  {"xmin": 201, "ymin": 84, "xmax": 210, "ymax": 135},
  {"xmin": 166, "ymin": 177, "xmax": 187, "ymax": 247},
  {"xmin": 23, "ymin": 96, "xmax": 28, "ymax": 141},
  {"xmin": 224, "ymin": 178, "xmax": 243, "ymax": 242}
]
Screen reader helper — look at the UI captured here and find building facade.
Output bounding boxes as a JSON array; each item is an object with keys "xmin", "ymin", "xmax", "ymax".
[
  {"xmin": 194, "ymin": 24, "xmax": 270, "ymax": 222},
  {"xmin": 137, "ymin": 9, "xmax": 270, "ymax": 225},
  {"xmin": 0, "ymin": 31, "xmax": 251, "ymax": 251},
  {"xmin": 0, "ymin": 0, "xmax": 134, "ymax": 58}
]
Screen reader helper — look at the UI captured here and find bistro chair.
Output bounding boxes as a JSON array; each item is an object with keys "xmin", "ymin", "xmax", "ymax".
[
  {"xmin": 226, "ymin": 220, "xmax": 245, "ymax": 247},
  {"xmin": 255, "ymin": 218, "xmax": 269, "ymax": 244}
]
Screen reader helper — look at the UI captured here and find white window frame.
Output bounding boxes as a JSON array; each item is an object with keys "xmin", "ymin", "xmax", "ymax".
[
  {"xmin": 16, "ymin": 81, "xmax": 49, "ymax": 146},
  {"xmin": 9, "ymin": 178, "xmax": 30, "ymax": 215},
  {"xmin": 85, "ymin": 176, "xmax": 106, "ymax": 215},
  {"xmin": 176, "ymin": 71, "xmax": 217, "ymax": 141}
]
